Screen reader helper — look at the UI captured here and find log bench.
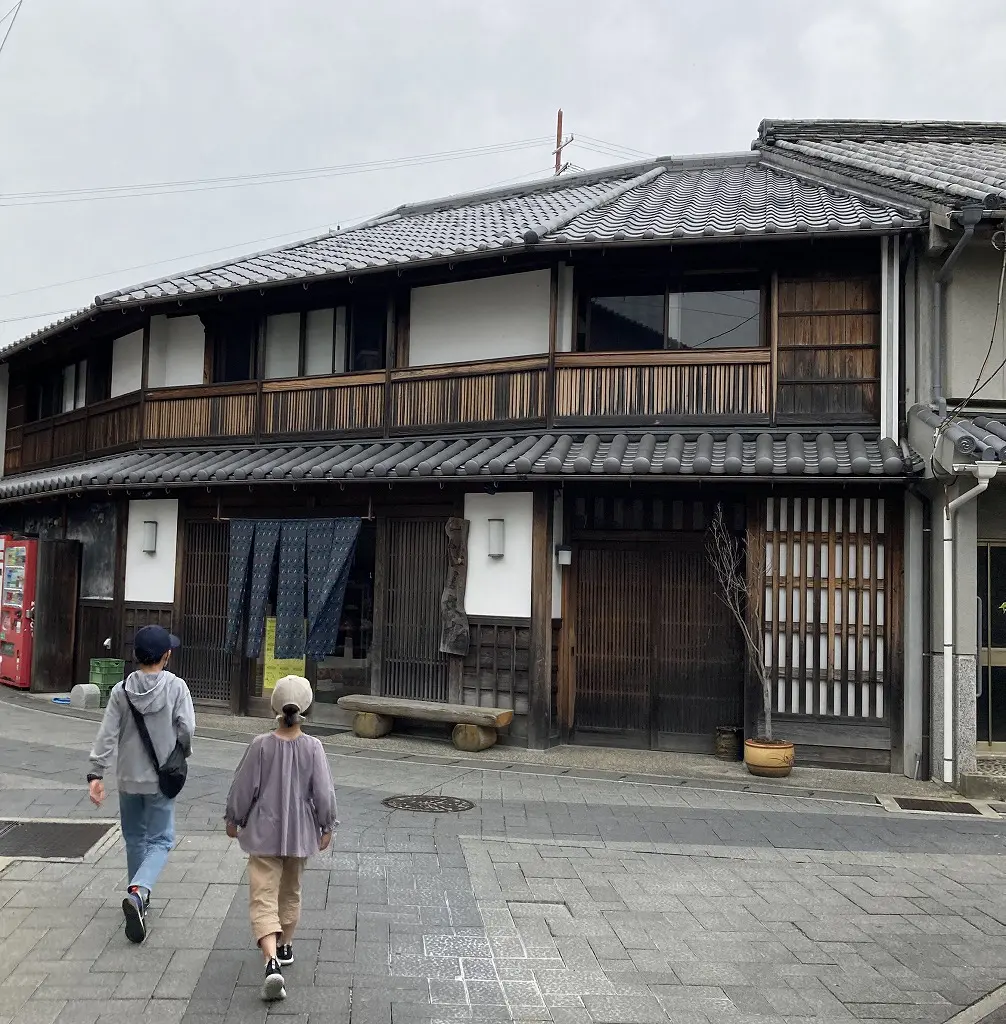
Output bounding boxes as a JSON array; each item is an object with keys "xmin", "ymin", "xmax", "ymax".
[{"xmin": 336, "ymin": 695, "xmax": 514, "ymax": 752}]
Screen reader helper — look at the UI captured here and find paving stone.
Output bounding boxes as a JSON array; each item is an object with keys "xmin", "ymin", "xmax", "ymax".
[{"xmin": 8, "ymin": 703, "xmax": 1006, "ymax": 1024}]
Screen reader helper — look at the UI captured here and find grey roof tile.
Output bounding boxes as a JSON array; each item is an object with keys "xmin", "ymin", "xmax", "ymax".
[
  {"xmin": 756, "ymin": 120, "xmax": 1006, "ymax": 208},
  {"xmin": 4, "ymin": 151, "xmax": 923, "ymax": 359},
  {"xmin": 911, "ymin": 404, "xmax": 1006, "ymax": 462},
  {"xmin": 0, "ymin": 430, "xmax": 919, "ymax": 503}
]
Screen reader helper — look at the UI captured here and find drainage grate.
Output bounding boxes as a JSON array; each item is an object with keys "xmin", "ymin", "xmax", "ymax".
[
  {"xmin": 893, "ymin": 797, "xmax": 982, "ymax": 814},
  {"xmin": 0, "ymin": 820, "xmax": 116, "ymax": 858},
  {"xmin": 381, "ymin": 795, "xmax": 474, "ymax": 813}
]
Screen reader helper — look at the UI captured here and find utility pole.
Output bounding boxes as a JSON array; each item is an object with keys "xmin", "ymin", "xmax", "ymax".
[{"xmin": 554, "ymin": 109, "xmax": 573, "ymax": 175}]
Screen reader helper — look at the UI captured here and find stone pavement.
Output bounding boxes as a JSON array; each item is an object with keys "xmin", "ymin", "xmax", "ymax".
[{"xmin": 1, "ymin": 703, "xmax": 1006, "ymax": 1023}]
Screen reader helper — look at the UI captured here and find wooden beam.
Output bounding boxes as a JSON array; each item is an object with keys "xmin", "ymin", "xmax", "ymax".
[
  {"xmin": 528, "ymin": 487, "xmax": 554, "ymax": 749},
  {"xmin": 338, "ymin": 693, "xmax": 513, "ymax": 727}
]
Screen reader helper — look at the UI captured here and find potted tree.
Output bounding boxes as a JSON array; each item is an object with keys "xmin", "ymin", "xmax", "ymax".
[{"xmin": 706, "ymin": 505, "xmax": 794, "ymax": 778}]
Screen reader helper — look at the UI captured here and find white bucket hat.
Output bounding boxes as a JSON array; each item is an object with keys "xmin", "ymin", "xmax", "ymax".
[{"xmin": 270, "ymin": 675, "xmax": 314, "ymax": 719}]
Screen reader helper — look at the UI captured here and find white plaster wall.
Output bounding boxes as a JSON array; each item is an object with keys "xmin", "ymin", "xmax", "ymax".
[
  {"xmin": 110, "ymin": 329, "xmax": 144, "ymax": 396},
  {"xmin": 124, "ymin": 499, "xmax": 178, "ymax": 604},
  {"xmin": 557, "ymin": 262, "xmax": 574, "ymax": 353},
  {"xmin": 945, "ymin": 245, "xmax": 1006, "ymax": 400},
  {"xmin": 463, "ymin": 492, "xmax": 533, "ymax": 618},
  {"xmin": 147, "ymin": 315, "xmax": 205, "ymax": 387},
  {"xmin": 409, "ymin": 271, "xmax": 551, "ymax": 366},
  {"xmin": 0, "ymin": 363, "xmax": 8, "ymax": 480}
]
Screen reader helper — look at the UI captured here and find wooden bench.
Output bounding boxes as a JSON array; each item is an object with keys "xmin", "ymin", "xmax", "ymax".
[{"xmin": 336, "ymin": 695, "xmax": 514, "ymax": 752}]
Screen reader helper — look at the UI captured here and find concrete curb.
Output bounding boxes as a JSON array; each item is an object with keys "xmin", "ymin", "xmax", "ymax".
[
  {"xmin": 0, "ymin": 686, "xmax": 944, "ymax": 809},
  {"xmin": 945, "ymin": 983, "xmax": 1006, "ymax": 1023}
]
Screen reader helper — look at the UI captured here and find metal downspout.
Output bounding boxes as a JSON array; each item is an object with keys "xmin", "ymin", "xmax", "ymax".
[{"xmin": 932, "ymin": 205, "xmax": 983, "ymax": 403}]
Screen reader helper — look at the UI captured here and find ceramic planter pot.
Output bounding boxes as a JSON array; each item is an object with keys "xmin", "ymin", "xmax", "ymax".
[{"xmin": 744, "ymin": 738, "xmax": 795, "ymax": 778}]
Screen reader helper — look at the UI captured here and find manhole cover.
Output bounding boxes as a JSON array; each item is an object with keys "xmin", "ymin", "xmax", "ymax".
[
  {"xmin": 893, "ymin": 797, "xmax": 981, "ymax": 814},
  {"xmin": 0, "ymin": 820, "xmax": 116, "ymax": 858},
  {"xmin": 381, "ymin": 795, "xmax": 474, "ymax": 813}
]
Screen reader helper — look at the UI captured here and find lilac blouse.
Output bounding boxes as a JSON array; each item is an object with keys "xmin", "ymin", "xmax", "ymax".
[{"xmin": 224, "ymin": 732, "xmax": 338, "ymax": 858}]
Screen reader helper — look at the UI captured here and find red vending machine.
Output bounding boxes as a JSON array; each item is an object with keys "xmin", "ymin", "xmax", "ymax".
[{"xmin": 0, "ymin": 537, "xmax": 80, "ymax": 691}]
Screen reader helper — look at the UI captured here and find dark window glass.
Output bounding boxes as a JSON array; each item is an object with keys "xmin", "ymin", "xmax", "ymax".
[
  {"xmin": 989, "ymin": 546, "xmax": 1006, "ymax": 649},
  {"xmin": 670, "ymin": 289, "xmax": 761, "ymax": 350},
  {"xmin": 349, "ymin": 300, "xmax": 386, "ymax": 372},
  {"xmin": 209, "ymin": 315, "xmax": 256, "ymax": 383},
  {"xmin": 86, "ymin": 345, "xmax": 112, "ymax": 403},
  {"xmin": 584, "ymin": 295, "xmax": 664, "ymax": 352}
]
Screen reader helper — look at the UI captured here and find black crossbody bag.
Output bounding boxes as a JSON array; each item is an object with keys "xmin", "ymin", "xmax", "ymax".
[{"xmin": 123, "ymin": 692, "xmax": 188, "ymax": 799}]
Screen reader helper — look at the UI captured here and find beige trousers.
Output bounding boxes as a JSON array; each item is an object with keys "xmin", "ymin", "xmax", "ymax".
[{"xmin": 247, "ymin": 855, "xmax": 306, "ymax": 944}]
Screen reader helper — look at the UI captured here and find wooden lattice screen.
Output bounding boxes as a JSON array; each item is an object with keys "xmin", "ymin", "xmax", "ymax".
[{"xmin": 760, "ymin": 496, "xmax": 888, "ymax": 720}]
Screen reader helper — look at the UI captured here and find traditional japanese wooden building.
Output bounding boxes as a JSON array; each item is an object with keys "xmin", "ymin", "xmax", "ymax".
[{"xmin": 0, "ymin": 143, "xmax": 926, "ymax": 771}]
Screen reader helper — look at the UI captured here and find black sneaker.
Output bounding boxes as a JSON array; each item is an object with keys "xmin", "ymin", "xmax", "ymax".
[
  {"xmin": 277, "ymin": 943, "xmax": 294, "ymax": 966},
  {"xmin": 122, "ymin": 890, "xmax": 146, "ymax": 944},
  {"xmin": 262, "ymin": 958, "xmax": 286, "ymax": 1001}
]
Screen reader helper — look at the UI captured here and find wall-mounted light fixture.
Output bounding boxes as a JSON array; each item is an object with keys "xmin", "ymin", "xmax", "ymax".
[
  {"xmin": 555, "ymin": 544, "xmax": 572, "ymax": 567},
  {"xmin": 487, "ymin": 518, "xmax": 505, "ymax": 559},
  {"xmin": 141, "ymin": 520, "xmax": 158, "ymax": 555}
]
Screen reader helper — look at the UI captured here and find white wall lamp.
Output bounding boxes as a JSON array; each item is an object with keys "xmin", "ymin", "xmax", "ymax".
[
  {"xmin": 555, "ymin": 544, "xmax": 572, "ymax": 567},
  {"xmin": 141, "ymin": 520, "xmax": 158, "ymax": 555},
  {"xmin": 487, "ymin": 518, "xmax": 505, "ymax": 559}
]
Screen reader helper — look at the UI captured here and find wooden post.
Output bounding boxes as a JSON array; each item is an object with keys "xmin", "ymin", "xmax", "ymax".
[
  {"xmin": 888, "ymin": 494, "xmax": 905, "ymax": 775},
  {"xmin": 370, "ymin": 517, "xmax": 389, "ymax": 696},
  {"xmin": 546, "ymin": 264, "xmax": 559, "ymax": 429},
  {"xmin": 528, "ymin": 487, "xmax": 554, "ymax": 748},
  {"xmin": 770, "ymin": 273, "xmax": 779, "ymax": 426},
  {"xmin": 744, "ymin": 495, "xmax": 765, "ymax": 741},
  {"xmin": 111, "ymin": 497, "xmax": 129, "ymax": 665}
]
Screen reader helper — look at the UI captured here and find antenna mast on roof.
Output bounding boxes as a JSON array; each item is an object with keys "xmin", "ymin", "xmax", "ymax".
[{"xmin": 554, "ymin": 109, "xmax": 573, "ymax": 175}]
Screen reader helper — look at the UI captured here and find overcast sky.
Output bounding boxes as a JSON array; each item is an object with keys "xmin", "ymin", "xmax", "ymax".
[{"xmin": 1, "ymin": 0, "xmax": 1004, "ymax": 348}]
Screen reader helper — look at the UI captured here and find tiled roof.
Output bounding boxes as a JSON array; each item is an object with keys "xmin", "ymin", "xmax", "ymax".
[
  {"xmin": 0, "ymin": 431, "xmax": 917, "ymax": 502},
  {"xmin": 95, "ymin": 157, "xmax": 917, "ymax": 305},
  {"xmin": 756, "ymin": 120, "xmax": 1006, "ymax": 209},
  {"xmin": 3, "ymin": 152, "xmax": 922, "ymax": 359},
  {"xmin": 910, "ymin": 405, "xmax": 1006, "ymax": 462}
]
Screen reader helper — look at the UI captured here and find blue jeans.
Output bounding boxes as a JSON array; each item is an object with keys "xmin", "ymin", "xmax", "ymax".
[{"xmin": 118, "ymin": 791, "xmax": 175, "ymax": 893}]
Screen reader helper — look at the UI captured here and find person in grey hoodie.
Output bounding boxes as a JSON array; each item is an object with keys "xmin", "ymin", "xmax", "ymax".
[{"xmin": 87, "ymin": 625, "xmax": 195, "ymax": 944}]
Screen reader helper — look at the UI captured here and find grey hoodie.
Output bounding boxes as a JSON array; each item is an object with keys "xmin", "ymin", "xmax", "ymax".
[{"xmin": 89, "ymin": 669, "xmax": 196, "ymax": 795}]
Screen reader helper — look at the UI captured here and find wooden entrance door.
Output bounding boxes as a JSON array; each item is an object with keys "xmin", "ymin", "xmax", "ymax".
[
  {"xmin": 573, "ymin": 537, "xmax": 744, "ymax": 751},
  {"xmin": 174, "ymin": 520, "xmax": 236, "ymax": 706},
  {"xmin": 380, "ymin": 519, "xmax": 449, "ymax": 702}
]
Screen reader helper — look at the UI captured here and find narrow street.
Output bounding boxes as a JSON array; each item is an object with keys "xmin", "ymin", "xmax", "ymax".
[{"xmin": 0, "ymin": 703, "xmax": 1004, "ymax": 1023}]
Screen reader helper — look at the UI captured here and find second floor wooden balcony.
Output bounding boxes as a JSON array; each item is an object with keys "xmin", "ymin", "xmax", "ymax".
[{"xmin": 5, "ymin": 341, "xmax": 878, "ymax": 475}]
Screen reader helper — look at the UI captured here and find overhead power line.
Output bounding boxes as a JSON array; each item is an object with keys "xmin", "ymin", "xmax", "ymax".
[
  {"xmin": 0, "ymin": 2, "xmax": 21, "ymax": 61},
  {"xmin": 0, "ymin": 212, "xmax": 385, "ymax": 300},
  {"xmin": 577, "ymin": 134, "xmax": 654, "ymax": 159},
  {"xmin": 0, "ymin": 137, "xmax": 553, "ymax": 208}
]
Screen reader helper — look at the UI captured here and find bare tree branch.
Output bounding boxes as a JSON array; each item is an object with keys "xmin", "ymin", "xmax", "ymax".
[{"xmin": 705, "ymin": 503, "xmax": 774, "ymax": 741}]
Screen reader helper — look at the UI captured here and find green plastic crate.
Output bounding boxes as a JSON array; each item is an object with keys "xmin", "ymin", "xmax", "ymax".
[{"xmin": 89, "ymin": 658, "xmax": 125, "ymax": 706}]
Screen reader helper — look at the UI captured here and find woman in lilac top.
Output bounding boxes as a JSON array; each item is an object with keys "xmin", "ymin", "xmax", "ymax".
[{"xmin": 225, "ymin": 675, "xmax": 337, "ymax": 1002}]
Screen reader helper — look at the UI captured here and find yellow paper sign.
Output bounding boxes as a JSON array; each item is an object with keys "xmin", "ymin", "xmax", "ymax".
[{"xmin": 262, "ymin": 617, "xmax": 306, "ymax": 692}]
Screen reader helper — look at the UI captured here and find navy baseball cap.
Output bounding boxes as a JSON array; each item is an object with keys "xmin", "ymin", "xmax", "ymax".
[{"xmin": 133, "ymin": 625, "xmax": 181, "ymax": 662}]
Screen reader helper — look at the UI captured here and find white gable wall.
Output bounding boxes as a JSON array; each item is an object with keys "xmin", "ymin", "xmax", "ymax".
[
  {"xmin": 945, "ymin": 245, "xmax": 1006, "ymax": 401},
  {"xmin": 147, "ymin": 315, "xmax": 205, "ymax": 388},
  {"xmin": 409, "ymin": 270, "xmax": 551, "ymax": 367}
]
